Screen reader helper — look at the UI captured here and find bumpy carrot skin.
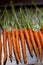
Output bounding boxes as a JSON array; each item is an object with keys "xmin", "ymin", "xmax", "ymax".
[
  {"xmin": 11, "ymin": 27, "xmax": 19, "ymax": 63},
  {"xmin": 0, "ymin": 34, "xmax": 2, "ymax": 65},
  {"xmin": 38, "ymin": 30, "xmax": 43, "ymax": 48},
  {"xmin": 34, "ymin": 31, "xmax": 42, "ymax": 62},
  {"xmin": 29, "ymin": 28, "xmax": 38, "ymax": 60},
  {"xmin": 15, "ymin": 29, "xmax": 22, "ymax": 63},
  {"xmin": 24, "ymin": 28, "xmax": 33, "ymax": 57},
  {"xmin": 3, "ymin": 29, "xmax": 7, "ymax": 65},
  {"xmin": 7, "ymin": 31, "xmax": 12, "ymax": 62},
  {"xmin": 19, "ymin": 29, "xmax": 27, "ymax": 64}
]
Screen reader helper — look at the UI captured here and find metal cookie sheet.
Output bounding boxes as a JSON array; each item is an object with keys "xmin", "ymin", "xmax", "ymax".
[{"xmin": 1, "ymin": 34, "xmax": 43, "ymax": 65}]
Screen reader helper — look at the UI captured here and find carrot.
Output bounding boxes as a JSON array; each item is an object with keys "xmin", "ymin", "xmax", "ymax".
[
  {"xmin": 29, "ymin": 28, "xmax": 38, "ymax": 60},
  {"xmin": 11, "ymin": 27, "xmax": 19, "ymax": 63},
  {"xmin": 34, "ymin": 31, "xmax": 42, "ymax": 62},
  {"xmin": 24, "ymin": 28, "xmax": 33, "ymax": 57},
  {"xmin": 0, "ymin": 33, "xmax": 2, "ymax": 65},
  {"xmin": 7, "ymin": 31, "xmax": 12, "ymax": 62},
  {"xmin": 19, "ymin": 29, "xmax": 27, "ymax": 63},
  {"xmin": 38, "ymin": 30, "xmax": 43, "ymax": 48},
  {"xmin": 3, "ymin": 29, "xmax": 7, "ymax": 65},
  {"xmin": 15, "ymin": 29, "xmax": 22, "ymax": 63}
]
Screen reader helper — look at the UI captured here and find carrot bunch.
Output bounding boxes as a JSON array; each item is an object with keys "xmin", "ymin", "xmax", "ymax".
[
  {"xmin": 19, "ymin": 7, "xmax": 43, "ymax": 62},
  {"xmin": 1, "ymin": 26, "xmax": 43, "ymax": 64},
  {"xmin": 0, "ymin": 1, "xmax": 43, "ymax": 65},
  {"xmin": 0, "ymin": 8, "xmax": 43, "ymax": 64}
]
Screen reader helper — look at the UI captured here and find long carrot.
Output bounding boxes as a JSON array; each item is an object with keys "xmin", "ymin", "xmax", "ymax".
[
  {"xmin": 7, "ymin": 31, "xmax": 12, "ymax": 62},
  {"xmin": 29, "ymin": 28, "xmax": 38, "ymax": 60},
  {"xmin": 19, "ymin": 29, "xmax": 27, "ymax": 63},
  {"xmin": 0, "ymin": 33, "xmax": 2, "ymax": 65},
  {"xmin": 15, "ymin": 29, "xmax": 22, "ymax": 63},
  {"xmin": 34, "ymin": 31, "xmax": 42, "ymax": 62},
  {"xmin": 11, "ymin": 27, "xmax": 19, "ymax": 63},
  {"xmin": 3, "ymin": 29, "xmax": 7, "ymax": 65},
  {"xmin": 24, "ymin": 28, "xmax": 33, "ymax": 57},
  {"xmin": 38, "ymin": 30, "xmax": 43, "ymax": 48}
]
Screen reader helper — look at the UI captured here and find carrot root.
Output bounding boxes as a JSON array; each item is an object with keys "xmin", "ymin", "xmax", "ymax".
[
  {"xmin": 24, "ymin": 28, "xmax": 33, "ymax": 57},
  {"xmin": 29, "ymin": 28, "xmax": 38, "ymax": 60},
  {"xmin": 34, "ymin": 31, "xmax": 42, "ymax": 62},
  {"xmin": 19, "ymin": 29, "xmax": 27, "ymax": 63}
]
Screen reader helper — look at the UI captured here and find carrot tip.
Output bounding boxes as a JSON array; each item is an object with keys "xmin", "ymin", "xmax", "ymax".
[
  {"xmin": 4, "ymin": 57, "xmax": 7, "ymax": 65},
  {"xmin": 40, "ymin": 59, "xmax": 42, "ymax": 62},
  {"xmin": 24, "ymin": 61, "xmax": 27, "ymax": 64},
  {"xmin": 31, "ymin": 54, "xmax": 33, "ymax": 58},
  {"xmin": 10, "ymin": 59, "xmax": 12, "ymax": 62},
  {"xmin": 17, "ymin": 60, "xmax": 19, "ymax": 64},
  {"xmin": 20, "ymin": 59, "xmax": 22, "ymax": 63},
  {"xmin": 3, "ymin": 61, "xmax": 7, "ymax": 65},
  {"xmin": 30, "ymin": 53, "xmax": 33, "ymax": 58},
  {"xmin": 36, "ymin": 58, "xmax": 38, "ymax": 62}
]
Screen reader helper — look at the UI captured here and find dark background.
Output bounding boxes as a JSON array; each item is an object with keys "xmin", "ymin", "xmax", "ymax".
[
  {"xmin": 0, "ymin": 0, "xmax": 43, "ymax": 6},
  {"xmin": 0, "ymin": 0, "xmax": 31, "ymax": 6}
]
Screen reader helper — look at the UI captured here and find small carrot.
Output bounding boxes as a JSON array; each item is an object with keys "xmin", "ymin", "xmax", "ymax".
[
  {"xmin": 38, "ymin": 30, "xmax": 43, "ymax": 48},
  {"xmin": 0, "ymin": 33, "xmax": 2, "ymax": 65},
  {"xmin": 15, "ymin": 29, "xmax": 22, "ymax": 63},
  {"xmin": 29, "ymin": 28, "xmax": 38, "ymax": 60},
  {"xmin": 24, "ymin": 28, "xmax": 33, "ymax": 57},
  {"xmin": 34, "ymin": 31, "xmax": 42, "ymax": 62},
  {"xmin": 3, "ymin": 29, "xmax": 7, "ymax": 65},
  {"xmin": 11, "ymin": 27, "xmax": 19, "ymax": 63},
  {"xmin": 7, "ymin": 31, "xmax": 12, "ymax": 62},
  {"xmin": 19, "ymin": 29, "xmax": 27, "ymax": 63}
]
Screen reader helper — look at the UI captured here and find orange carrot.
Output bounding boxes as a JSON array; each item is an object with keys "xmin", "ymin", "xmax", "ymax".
[
  {"xmin": 15, "ymin": 29, "xmax": 22, "ymax": 63},
  {"xmin": 11, "ymin": 27, "xmax": 19, "ymax": 63},
  {"xmin": 24, "ymin": 28, "xmax": 33, "ymax": 57},
  {"xmin": 34, "ymin": 31, "xmax": 42, "ymax": 62},
  {"xmin": 38, "ymin": 30, "xmax": 43, "ymax": 48},
  {"xmin": 0, "ymin": 33, "xmax": 2, "ymax": 65},
  {"xmin": 19, "ymin": 29, "xmax": 27, "ymax": 63},
  {"xmin": 7, "ymin": 31, "xmax": 12, "ymax": 62},
  {"xmin": 29, "ymin": 28, "xmax": 38, "ymax": 60},
  {"xmin": 3, "ymin": 29, "xmax": 7, "ymax": 65}
]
